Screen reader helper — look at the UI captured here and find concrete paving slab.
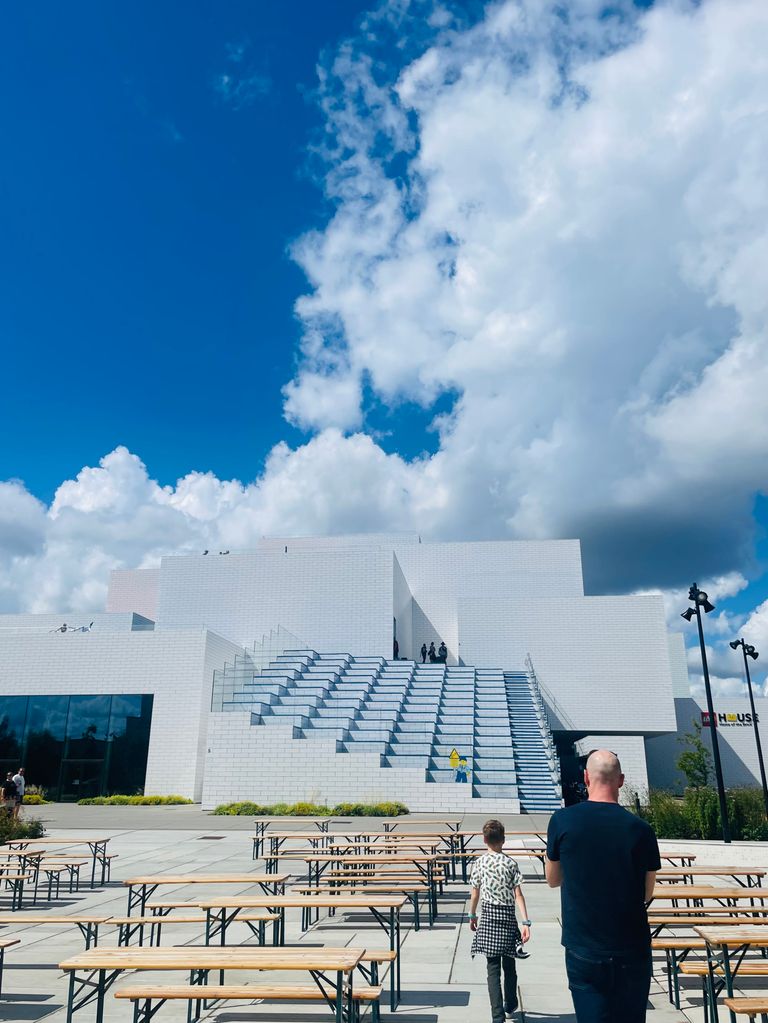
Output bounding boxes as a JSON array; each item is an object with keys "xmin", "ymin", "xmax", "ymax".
[{"xmin": 0, "ymin": 805, "xmax": 745, "ymax": 1021}]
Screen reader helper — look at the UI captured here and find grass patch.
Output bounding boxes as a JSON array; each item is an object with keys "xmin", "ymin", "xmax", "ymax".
[
  {"xmin": 77, "ymin": 795, "xmax": 194, "ymax": 806},
  {"xmin": 212, "ymin": 800, "xmax": 409, "ymax": 817}
]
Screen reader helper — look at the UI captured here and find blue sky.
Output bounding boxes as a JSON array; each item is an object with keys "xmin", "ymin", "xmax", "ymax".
[
  {"xmin": 1, "ymin": 0, "xmax": 767, "ymax": 691},
  {"xmin": 1, "ymin": 0, "xmax": 375, "ymax": 500}
]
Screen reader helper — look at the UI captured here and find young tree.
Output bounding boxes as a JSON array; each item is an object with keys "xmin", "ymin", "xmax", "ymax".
[{"xmin": 677, "ymin": 721, "xmax": 713, "ymax": 789}]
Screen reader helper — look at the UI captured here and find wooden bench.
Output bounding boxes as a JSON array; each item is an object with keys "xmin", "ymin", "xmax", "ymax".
[
  {"xmin": 294, "ymin": 881, "xmax": 429, "ymax": 928},
  {"xmin": 651, "ymin": 937, "xmax": 707, "ymax": 1007},
  {"xmin": 115, "ymin": 911, "xmax": 278, "ymax": 947},
  {"xmin": 0, "ymin": 938, "xmax": 20, "ymax": 998},
  {"xmin": 0, "ymin": 874, "xmax": 32, "ymax": 911},
  {"xmin": 115, "ymin": 982, "xmax": 383, "ymax": 1023},
  {"xmin": 723, "ymin": 997, "xmax": 768, "ymax": 1021}
]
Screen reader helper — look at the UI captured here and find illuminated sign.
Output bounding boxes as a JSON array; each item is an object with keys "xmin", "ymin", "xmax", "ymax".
[{"xmin": 701, "ymin": 711, "xmax": 759, "ymax": 728}]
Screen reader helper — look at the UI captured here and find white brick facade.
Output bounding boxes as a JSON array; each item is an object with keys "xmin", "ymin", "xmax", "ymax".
[
  {"xmin": 0, "ymin": 626, "xmax": 241, "ymax": 800},
  {"xmin": 202, "ymin": 713, "xmax": 520, "ymax": 813}
]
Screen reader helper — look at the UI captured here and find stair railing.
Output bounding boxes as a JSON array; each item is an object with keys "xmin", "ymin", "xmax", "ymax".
[{"xmin": 521, "ymin": 656, "xmax": 567, "ymax": 787}]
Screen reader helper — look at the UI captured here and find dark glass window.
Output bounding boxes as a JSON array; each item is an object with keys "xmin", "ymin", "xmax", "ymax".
[
  {"xmin": 65, "ymin": 695, "xmax": 111, "ymax": 760},
  {"xmin": 1, "ymin": 694, "xmax": 154, "ymax": 800},
  {"xmin": 25, "ymin": 696, "xmax": 69, "ymax": 790},
  {"xmin": 106, "ymin": 695, "xmax": 154, "ymax": 795},
  {"xmin": 0, "ymin": 696, "xmax": 29, "ymax": 768}
]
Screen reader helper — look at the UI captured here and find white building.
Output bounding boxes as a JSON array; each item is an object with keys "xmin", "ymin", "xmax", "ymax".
[{"xmin": 0, "ymin": 533, "xmax": 690, "ymax": 811}]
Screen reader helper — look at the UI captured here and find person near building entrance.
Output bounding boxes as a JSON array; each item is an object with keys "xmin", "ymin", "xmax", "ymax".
[
  {"xmin": 11, "ymin": 767, "xmax": 25, "ymax": 818},
  {"xmin": 469, "ymin": 818, "xmax": 531, "ymax": 1023},
  {"xmin": 2, "ymin": 773, "xmax": 17, "ymax": 816},
  {"xmin": 545, "ymin": 749, "xmax": 660, "ymax": 1023},
  {"xmin": 420, "ymin": 643, "xmax": 427, "ymax": 663}
]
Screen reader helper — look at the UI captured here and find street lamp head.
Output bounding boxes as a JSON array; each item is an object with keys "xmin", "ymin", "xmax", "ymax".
[
  {"xmin": 681, "ymin": 608, "xmax": 696, "ymax": 622},
  {"xmin": 730, "ymin": 640, "xmax": 741, "ymax": 651},
  {"xmin": 746, "ymin": 646, "xmax": 759, "ymax": 661},
  {"xmin": 687, "ymin": 583, "xmax": 715, "ymax": 614}
]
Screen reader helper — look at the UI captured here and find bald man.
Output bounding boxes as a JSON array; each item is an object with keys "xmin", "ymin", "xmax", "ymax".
[{"xmin": 545, "ymin": 750, "xmax": 660, "ymax": 1022}]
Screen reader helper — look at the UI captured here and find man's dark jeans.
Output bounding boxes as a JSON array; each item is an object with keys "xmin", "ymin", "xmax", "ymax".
[
  {"xmin": 565, "ymin": 948, "xmax": 652, "ymax": 1023},
  {"xmin": 486, "ymin": 954, "xmax": 517, "ymax": 1022}
]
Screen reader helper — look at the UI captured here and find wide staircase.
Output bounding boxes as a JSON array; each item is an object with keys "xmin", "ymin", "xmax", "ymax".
[
  {"xmin": 504, "ymin": 672, "xmax": 562, "ymax": 813},
  {"xmin": 212, "ymin": 648, "xmax": 561, "ymax": 810}
]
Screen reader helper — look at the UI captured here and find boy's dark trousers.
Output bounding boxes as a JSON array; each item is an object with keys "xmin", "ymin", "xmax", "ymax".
[{"xmin": 487, "ymin": 954, "xmax": 517, "ymax": 1022}]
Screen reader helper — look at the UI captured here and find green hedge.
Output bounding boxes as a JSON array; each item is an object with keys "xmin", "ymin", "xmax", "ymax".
[
  {"xmin": 637, "ymin": 787, "xmax": 768, "ymax": 841},
  {"xmin": 22, "ymin": 794, "xmax": 50, "ymax": 805},
  {"xmin": 212, "ymin": 800, "xmax": 409, "ymax": 817},
  {"xmin": 0, "ymin": 815, "xmax": 45, "ymax": 842},
  {"xmin": 77, "ymin": 795, "xmax": 194, "ymax": 806}
]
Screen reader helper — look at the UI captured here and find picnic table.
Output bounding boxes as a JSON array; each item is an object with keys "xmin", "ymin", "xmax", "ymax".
[
  {"xmin": 252, "ymin": 817, "xmax": 352, "ymax": 857},
  {"xmin": 123, "ymin": 873, "xmax": 288, "ymax": 916},
  {"xmin": 0, "ymin": 913, "xmax": 111, "ymax": 948},
  {"xmin": 693, "ymin": 925, "xmax": 768, "ymax": 1023},
  {"xmin": 5, "ymin": 837, "xmax": 111, "ymax": 888},
  {"xmin": 305, "ymin": 853, "xmax": 441, "ymax": 923},
  {"xmin": 651, "ymin": 886, "xmax": 768, "ymax": 910},
  {"xmin": 59, "ymin": 944, "xmax": 364, "ymax": 1023},
  {"xmin": 656, "ymin": 867, "xmax": 765, "ymax": 889},
  {"xmin": 198, "ymin": 893, "xmax": 405, "ymax": 1009},
  {"xmin": 381, "ymin": 818, "xmax": 461, "ymax": 833}
]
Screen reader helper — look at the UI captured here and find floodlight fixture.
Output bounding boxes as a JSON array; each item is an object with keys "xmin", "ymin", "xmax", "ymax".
[
  {"xmin": 681, "ymin": 582, "xmax": 731, "ymax": 842},
  {"xmin": 731, "ymin": 636, "xmax": 768, "ymax": 815}
]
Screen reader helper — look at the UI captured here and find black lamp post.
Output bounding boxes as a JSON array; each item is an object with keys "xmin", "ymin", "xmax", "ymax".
[
  {"xmin": 730, "ymin": 638, "xmax": 768, "ymax": 817},
  {"xmin": 682, "ymin": 583, "xmax": 731, "ymax": 843}
]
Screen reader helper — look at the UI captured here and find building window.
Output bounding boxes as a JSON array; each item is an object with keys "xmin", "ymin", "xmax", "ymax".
[{"xmin": 0, "ymin": 694, "xmax": 154, "ymax": 801}]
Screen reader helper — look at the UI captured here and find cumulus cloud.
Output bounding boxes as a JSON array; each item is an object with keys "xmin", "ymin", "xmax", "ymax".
[
  {"xmin": 288, "ymin": 0, "xmax": 768, "ymax": 591},
  {"xmin": 2, "ymin": 0, "xmax": 768, "ymax": 647}
]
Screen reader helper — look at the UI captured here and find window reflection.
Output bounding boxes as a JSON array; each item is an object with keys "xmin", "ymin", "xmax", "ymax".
[{"xmin": 0, "ymin": 694, "xmax": 153, "ymax": 800}]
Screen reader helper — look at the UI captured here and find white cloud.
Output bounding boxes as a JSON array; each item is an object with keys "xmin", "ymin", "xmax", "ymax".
[
  {"xmin": 2, "ymin": 0, "xmax": 768, "ymax": 623},
  {"xmin": 287, "ymin": 0, "xmax": 768, "ymax": 591}
]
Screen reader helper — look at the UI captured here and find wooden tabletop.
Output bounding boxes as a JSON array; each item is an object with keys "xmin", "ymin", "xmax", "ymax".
[
  {"xmin": 381, "ymin": 819, "xmax": 461, "ymax": 825},
  {"xmin": 124, "ymin": 874, "xmax": 288, "ymax": 886},
  {"xmin": 262, "ymin": 832, "xmax": 334, "ymax": 840},
  {"xmin": 652, "ymin": 886, "xmax": 767, "ymax": 899},
  {"xmin": 305, "ymin": 854, "xmax": 438, "ymax": 863},
  {"xmin": 198, "ymin": 894, "xmax": 408, "ymax": 909},
  {"xmin": 0, "ymin": 915, "xmax": 113, "ymax": 924},
  {"xmin": 7, "ymin": 838, "xmax": 110, "ymax": 844},
  {"xmin": 657, "ymin": 867, "xmax": 766, "ymax": 877},
  {"xmin": 694, "ymin": 926, "xmax": 768, "ymax": 945},
  {"xmin": 60, "ymin": 946, "xmax": 364, "ymax": 972}
]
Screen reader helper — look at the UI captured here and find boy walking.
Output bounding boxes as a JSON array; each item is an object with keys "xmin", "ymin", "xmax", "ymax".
[{"xmin": 469, "ymin": 819, "xmax": 531, "ymax": 1022}]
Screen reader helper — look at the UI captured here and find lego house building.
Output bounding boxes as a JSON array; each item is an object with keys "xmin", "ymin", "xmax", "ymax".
[{"xmin": 0, "ymin": 533, "xmax": 707, "ymax": 812}]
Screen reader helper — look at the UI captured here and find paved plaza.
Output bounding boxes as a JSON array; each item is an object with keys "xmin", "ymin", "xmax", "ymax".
[{"xmin": 1, "ymin": 805, "xmax": 749, "ymax": 1022}]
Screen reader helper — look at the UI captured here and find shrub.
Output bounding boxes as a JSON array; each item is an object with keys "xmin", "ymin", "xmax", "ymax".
[
  {"xmin": 212, "ymin": 800, "xmax": 410, "ymax": 817},
  {"xmin": 637, "ymin": 786, "xmax": 768, "ymax": 841},
  {"xmin": 77, "ymin": 795, "xmax": 193, "ymax": 806},
  {"xmin": 0, "ymin": 814, "xmax": 45, "ymax": 843},
  {"xmin": 22, "ymin": 794, "xmax": 50, "ymax": 805},
  {"xmin": 636, "ymin": 790, "xmax": 688, "ymax": 839}
]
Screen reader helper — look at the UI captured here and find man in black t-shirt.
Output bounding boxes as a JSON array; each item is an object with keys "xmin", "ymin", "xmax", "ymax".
[{"xmin": 546, "ymin": 749, "xmax": 660, "ymax": 1022}]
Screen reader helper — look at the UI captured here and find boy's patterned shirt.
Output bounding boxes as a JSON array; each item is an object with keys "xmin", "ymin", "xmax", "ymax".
[{"xmin": 469, "ymin": 851, "xmax": 522, "ymax": 905}]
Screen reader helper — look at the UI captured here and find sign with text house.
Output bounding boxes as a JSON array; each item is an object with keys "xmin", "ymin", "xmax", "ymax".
[{"xmin": 701, "ymin": 711, "xmax": 760, "ymax": 728}]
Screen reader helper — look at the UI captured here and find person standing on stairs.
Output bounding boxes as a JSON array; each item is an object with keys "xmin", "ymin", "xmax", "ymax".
[
  {"xmin": 420, "ymin": 643, "xmax": 427, "ymax": 663},
  {"xmin": 469, "ymin": 818, "xmax": 531, "ymax": 1023}
]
